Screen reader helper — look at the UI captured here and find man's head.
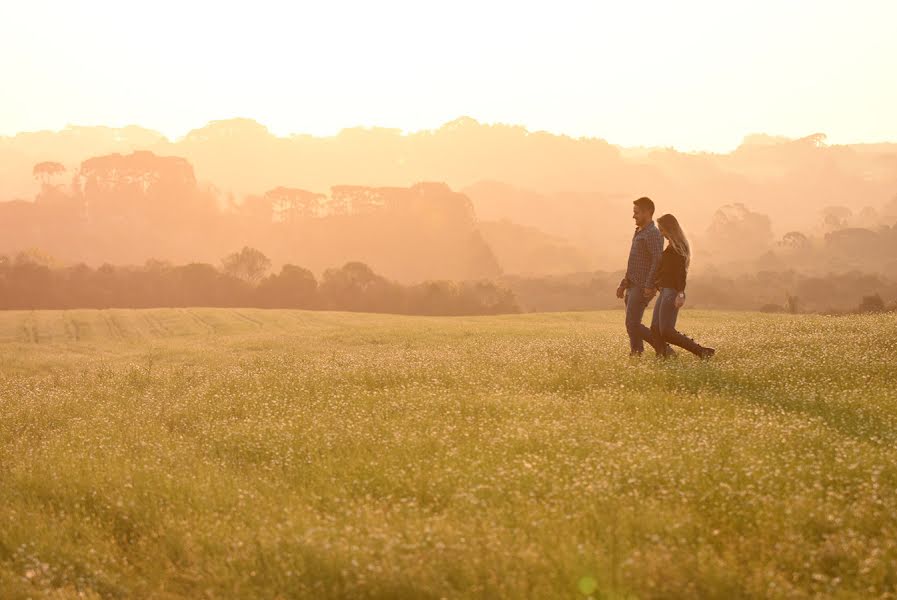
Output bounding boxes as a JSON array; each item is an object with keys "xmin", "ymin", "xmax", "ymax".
[{"xmin": 632, "ymin": 196, "xmax": 655, "ymax": 227}]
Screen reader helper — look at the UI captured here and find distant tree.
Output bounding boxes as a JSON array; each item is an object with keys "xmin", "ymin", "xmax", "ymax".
[
  {"xmin": 858, "ymin": 293, "xmax": 885, "ymax": 313},
  {"xmin": 820, "ymin": 205, "xmax": 852, "ymax": 232},
  {"xmin": 778, "ymin": 231, "xmax": 810, "ymax": 251},
  {"xmin": 221, "ymin": 247, "xmax": 271, "ymax": 285},
  {"xmin": 882, "ymin": 194, "xmax": 897, "ymax": 225},
  {"xmin": 705, "ymin": 203, "xmax": 774, "ymax": 257},
  {"xmin": 32, "ymin": 161, "xmax": 66, "ymax": 185},
  {"xmin": 175, "ymin": 262, "xmax": 224, "ymax": 305},
  {"xmin": 824, "ymin": 228, "xmax": 879, "ymax": 258},
  {"xmin": 328, "ymin": 185, "xmax": 386, "ymax": 216},
  {"xmin": 144, "ymin": 258, "xmax": 173, "ymax": 272},
  {"xmin": 786, "ymin": 294, "xmax": 800, "ymax": 314},
  {"xmin": 318, "ymin": 261, "xmax": 404, "ymax": 312},
  {"xmin": 76, "ymin": 151, "xmax": 200, "ymax": 222},
  {"xmin": 14, "ymin": 247, "xmax": 57, "ymax": 268},
  {"xmin": 458, "ymin": 280, "xmax": 519, "ymax": 314},
  {"xmin": 8, "ymin": 252, "xmax": 55, "ymax": 309},
  {"xmin": 854, "ymin": 205, "xmax": 880, "ymax": 228},
  {"xmin": 256, "ymin": 264, "xmax": 318, "ymax": 308},
  {"xmin": 796, "ymin": 133, "xmax": 828, "ymax": 147},
  {"xmin": 265, "ymin": 187, "xmax": 326, "ymax": 223}
]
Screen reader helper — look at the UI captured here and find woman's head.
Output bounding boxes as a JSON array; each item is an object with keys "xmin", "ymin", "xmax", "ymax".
[{"xmin": 657, "ymin": 213, "xmax": 691, "ymax": 270}]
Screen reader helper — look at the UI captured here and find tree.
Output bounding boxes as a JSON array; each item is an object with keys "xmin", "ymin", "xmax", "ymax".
[
  {"xmin": 858, "ymin": 293, "xmax": 885, "ymax": 313},
  {"xmin": 883, "ymin": 194, "xmax": 897, "ymax": 225},
  {"xmin": 820, "ymin": 205, "xmax": 852, "ymax": 232},
  {"xmin": 264, "ymin": 187, "xmax": 326, "ymax": 223},
  {"xmin": 32, "ymin": 161, "xmax": 65, "ymax": 185},
  {"xmin": 705, "ymin": 203, "xmax": 774, "ymax": 259},
  {"xmin": 76, "ymin": 151, "xmax": 199, "ymax": 222},
  {"xmin": 778, "ymin": 231, "xmax": 810, "ymax": 251},
  {"xmin": 256, "ymin": 264, "xmax": 317, "ymax": 308},
  {"xmin": 318, "ymin": 261, "xmax": 403, "ymax": 312},
  {"xmin": 221, "ymin": 247, "xmax": 271, "ymax": 285},
  {"xmin": 786, "ymin": 294, "xmax": 800, "ymax": 314}
]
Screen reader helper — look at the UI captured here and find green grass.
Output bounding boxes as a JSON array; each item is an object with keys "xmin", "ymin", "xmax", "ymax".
[{"xmin": 1, "ymin": 308, "xmax": 896, "ymax": 599}]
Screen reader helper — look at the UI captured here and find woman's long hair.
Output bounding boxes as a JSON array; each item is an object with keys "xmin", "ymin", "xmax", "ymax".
[{"xmin": 657, "ymin": 213, "xmax": 691, "ymax": 271}]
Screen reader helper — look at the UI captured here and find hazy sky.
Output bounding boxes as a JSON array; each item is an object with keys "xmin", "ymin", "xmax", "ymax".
[{"xmin": 1, "ymin": 0, "xmax": 895, "ymax": 152}]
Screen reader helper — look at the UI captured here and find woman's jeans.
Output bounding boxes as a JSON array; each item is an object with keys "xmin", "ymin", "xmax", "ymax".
[{"xmin": 650, "ymin": 287, "xmax": 704, "ymax": 356}]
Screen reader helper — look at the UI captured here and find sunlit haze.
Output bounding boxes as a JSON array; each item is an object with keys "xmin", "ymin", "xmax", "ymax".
[{"xmin": 2, "ymin": 0, "xmax": 896, "ymax": 151}]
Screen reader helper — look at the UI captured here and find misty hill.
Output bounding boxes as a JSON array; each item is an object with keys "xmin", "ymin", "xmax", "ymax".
[{"xmin": 2, "ymin": 118, "xmax": 896, "ymax": 279}]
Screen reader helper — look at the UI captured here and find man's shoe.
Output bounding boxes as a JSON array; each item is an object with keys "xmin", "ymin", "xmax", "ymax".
[
  {"xmin": 629, "ymin": 350, "xmax": 643, "ymax": 358},
  {"xmin": 699, "ymin": 347, "xmax": 716, "ymax": 360}
]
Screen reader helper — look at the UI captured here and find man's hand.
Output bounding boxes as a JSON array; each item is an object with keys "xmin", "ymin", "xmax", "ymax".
[
  {"xmin": 675, "ymin": 294, "xmax": 685, "ymax": 309},
  {"xmin": 643, "ymin": 287, "xmax": 656, "ymax": 299},
  {"xmin": 616, "ymin": 285, "xmax": 626, "ymax": 299}
]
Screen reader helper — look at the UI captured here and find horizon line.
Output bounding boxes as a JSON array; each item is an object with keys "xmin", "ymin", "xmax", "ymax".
[{"xmin": 4, "ymin": 116, "xmax": 895, "ymax": 156}]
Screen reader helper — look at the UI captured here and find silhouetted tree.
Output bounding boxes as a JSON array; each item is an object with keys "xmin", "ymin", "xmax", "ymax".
[
  {"xmin": 221, "ymin": 247, "xmax": 271, "ymax": 284},
  {"xmin": 821, "ymin": 205, "xmax": 852, "ymax": 232},
  {"xmin": 319, "ymin": 261, "xmax": 404, "ymax": 312},
  {"xmin": 786, "ymin": 294, "xmax": 800, "ymax": 314},
  {"xmin": 882, "ymin": 194, "xmax": 897, "ymax": 225},
  {"xmin": 825, "ymin": 228, "xmax": 879, "ymax": 259},
  {"xmin": 32, "ymin": 161, "xmax": 65, "ymax": 185},
  {"xmin": 256, "ymin": 264, "xmax": 317, "ymax": 308},
  {"xmin": 265, "ymin": 187, "xmax": 326, "ymax": 223},
  {"xmin": 76, "ymin": 151, "xmax": 201, "ymax": 223},
  {"xmin": 706, "ymin": 203, "xmax": 774, "ymax": 258},
  {"xmin": 858, "ymin": 293, "xmax": 885, "ymax": 313},
  {"xmin": 779, "ymin": 231, "xmax": 810, "ymax": 250}
]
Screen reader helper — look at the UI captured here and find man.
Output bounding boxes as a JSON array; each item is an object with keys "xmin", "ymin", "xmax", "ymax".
[{"xmin": 616, "ymin": 196, "xmax": 670, "ymax": 356}]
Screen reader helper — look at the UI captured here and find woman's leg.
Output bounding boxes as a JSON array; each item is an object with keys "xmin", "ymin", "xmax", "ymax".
[
  {"xmin": 658, "ymin": 288, "xmax": 704, "ymax": 356},
  {"xmin": 649, "ymin": 295, "xmax": 672, "ymax": 356}
]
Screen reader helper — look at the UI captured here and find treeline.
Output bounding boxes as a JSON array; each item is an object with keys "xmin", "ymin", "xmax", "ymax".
[
  {"xmin": 5, "ymin": 122, "xmax": 897, "ymax": 283},
  {"xmin": 0, "ymin": 248, "xmax": 519, "ymax": 315},
  {"xmin": 499, "ymin": 270, "xmax": 897, "ymax": 314},
  {"xmin": 4, "ymin": 246, "xmax": 896, "ymax": 315},
  {"xmin": 2, "ymin": 154, "xmax": 503, "ymax": 283}
]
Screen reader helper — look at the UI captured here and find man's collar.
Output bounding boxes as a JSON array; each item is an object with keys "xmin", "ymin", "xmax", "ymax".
[{"xmin": 636, "ymin": 220, "xmax": 655, "ymax": 232}]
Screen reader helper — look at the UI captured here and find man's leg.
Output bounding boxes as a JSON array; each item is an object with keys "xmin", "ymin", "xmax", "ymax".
[{"xmin": 625, "ymin": 285, "xmax": 652, "ymax": 354}]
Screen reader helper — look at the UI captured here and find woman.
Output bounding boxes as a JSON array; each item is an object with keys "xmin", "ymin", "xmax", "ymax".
[{"xmin": 650, "ymin": 214, "xmax": 715, "ymax": 359}]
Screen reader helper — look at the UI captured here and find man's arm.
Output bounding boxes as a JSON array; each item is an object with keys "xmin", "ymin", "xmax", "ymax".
[
  {"xmin": 643, "ymin": 231, "xmax": 663, "ymax": 294},
  {"xmin": 616, "ymin": 277, "xmax": 628, "ymax": 299}
]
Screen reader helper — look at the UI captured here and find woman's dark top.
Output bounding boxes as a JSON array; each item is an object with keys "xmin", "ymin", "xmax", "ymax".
[{"xmin": 655, "ymin": 245, "xmax": 687, "ymax": 292}]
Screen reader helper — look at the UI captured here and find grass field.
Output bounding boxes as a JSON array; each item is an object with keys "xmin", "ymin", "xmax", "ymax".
[{"xmin": 1, "ymin": 307, "xmax": 896, "ymax": 599}]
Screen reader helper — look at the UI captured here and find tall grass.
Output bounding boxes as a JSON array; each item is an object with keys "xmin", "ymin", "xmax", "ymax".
[{"xmin": 1, "ymin": 308, "xmax": 896, "ymax": 598}]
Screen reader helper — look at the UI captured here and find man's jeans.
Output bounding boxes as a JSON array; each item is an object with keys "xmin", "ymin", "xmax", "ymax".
[
  {"xmin": 625, "ymin": 284, "xmax": 667, "ymax": 355},
  {"xmin": 650, "ymin": 287, "xmax": 704, "ymax": 356}
]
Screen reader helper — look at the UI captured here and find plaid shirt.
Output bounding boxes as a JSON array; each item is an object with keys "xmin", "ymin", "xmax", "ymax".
[{"xmin": 620, "ymin": 220, "xmax": 663, "ymax": 288}]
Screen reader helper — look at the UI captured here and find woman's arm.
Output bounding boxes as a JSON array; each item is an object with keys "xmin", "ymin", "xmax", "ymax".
[
  {"xmin": 676, "ymin": 253, "xmax": 687, "ymax": 294},
  {"xmin": 675, "ymin": 253, "xmax": 687, "ymax": 307}
]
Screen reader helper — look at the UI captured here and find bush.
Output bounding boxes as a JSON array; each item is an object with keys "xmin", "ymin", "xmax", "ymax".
[{"xmin": 858, "ymin": 293, "xmax": 886, "ymax": 313}]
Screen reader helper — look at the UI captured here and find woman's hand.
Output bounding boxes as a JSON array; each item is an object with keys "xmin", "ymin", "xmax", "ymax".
[{"xmin": 675, "ymin": 294, "xmax": 685, "ymax": 308}]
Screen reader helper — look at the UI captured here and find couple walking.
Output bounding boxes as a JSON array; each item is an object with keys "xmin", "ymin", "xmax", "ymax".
[{"xmin": 616, "ymin": 196, "xmax": 715, "ymax": 359}]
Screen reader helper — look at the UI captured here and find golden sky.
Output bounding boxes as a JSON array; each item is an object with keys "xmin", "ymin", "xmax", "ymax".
[{"xmin": 2, "ymin": 0, "xmax": 895, "ymax": 151}]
